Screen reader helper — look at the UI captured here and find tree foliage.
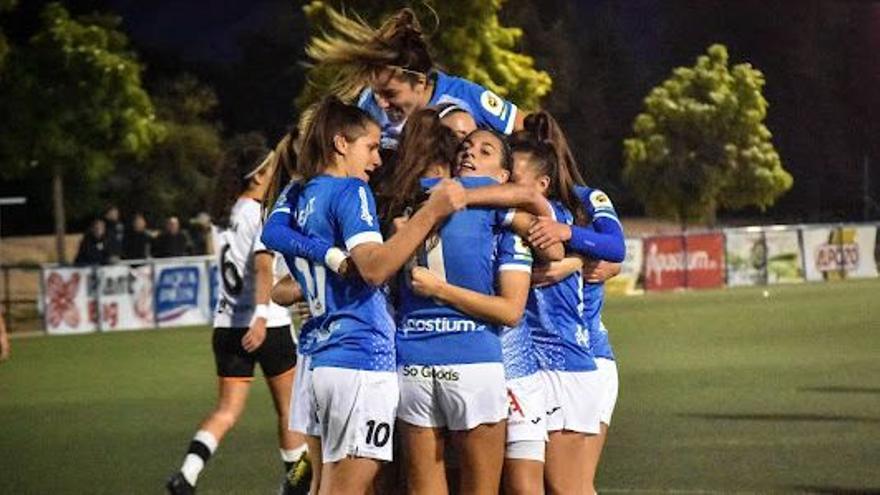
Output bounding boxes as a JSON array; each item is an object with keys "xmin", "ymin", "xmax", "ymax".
[
  {"xmin": 110, "ymin": 74, "xmax": 223, "ymax": 223},
  {"xmin": 0, "ymin": 0, "xmax": 15, "ymax": 69},
  {"xmin": 623, "ymin": 44, "xmax": 793, "ymax": 225},
  {"xmin": 0, "ymin": 2, "xmax": 162, "ymax": 261},
  {"xmin": 299, "ymin": 0, "xmax": 551, "ymax": 110},
  {"xmin": 0, "ymin": 2, "xmax": 161, "ymax": 181}
]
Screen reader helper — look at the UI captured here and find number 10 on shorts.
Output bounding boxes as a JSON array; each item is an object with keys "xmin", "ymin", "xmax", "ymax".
[{"xmin": 364, "ymin": 420, "xmax": 391, "ymax": 448}]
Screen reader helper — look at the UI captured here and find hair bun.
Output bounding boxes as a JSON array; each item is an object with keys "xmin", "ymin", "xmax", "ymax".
[{"xmin": 391, "ymin": 8, "xmax": 422, "ymax": 35}]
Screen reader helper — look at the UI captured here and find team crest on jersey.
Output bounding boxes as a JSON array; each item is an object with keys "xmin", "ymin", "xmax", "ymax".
[
  {"xmin": 480, "ymin": 90, "xmax": 504, "ymax": 117},
  {"xmin": 512, "ymin": 235, "xmax": 532, "ymax": 261},
  {"xmin": 358, "ymin": 186, "xmax": 374, "ymax": 226},
  {"xmin": 589, "ymin": 190, "xmax": 613, "ymax": 210}
]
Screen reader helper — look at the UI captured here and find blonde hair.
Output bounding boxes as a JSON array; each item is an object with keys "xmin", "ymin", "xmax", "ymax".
[{"xmin": 306, "ymin": 6, "xmax": 434, "ymax": 101}]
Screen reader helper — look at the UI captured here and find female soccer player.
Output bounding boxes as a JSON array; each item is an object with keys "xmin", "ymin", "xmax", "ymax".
[
  {"xmin": 286, "ymin": 96, "xmax": 464, "ymax": 494},
  {"xmin": 383, "ymin": 118, "xmax": 541, "ymax": 494},
  {"xmin": 523, "ymin": 112, "xmax": 626, "ymax": 494},
  {"xmin": 306, "ymin": 7, "xmax": 525, "ymax": 151},
  {"xmin": 259, "ymin": 128, "xmax": 325, "ymax": 495},
  {"xmin": 411, "ymin": 121, "xmax": 595, "ymax": 495},
  {"xmin": 167, "ymin": 137, "xmax": 301, "ymax": 495}
]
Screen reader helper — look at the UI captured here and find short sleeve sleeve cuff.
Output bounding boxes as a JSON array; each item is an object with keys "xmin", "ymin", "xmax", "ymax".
[{"xmin": 345, "ymin": 231, "xmax": 384, "ymax": 251}]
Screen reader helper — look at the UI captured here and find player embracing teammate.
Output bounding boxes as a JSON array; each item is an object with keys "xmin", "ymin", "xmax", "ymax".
[{"xmin": 168, "ymin": 5, "xmax": 624, "ymax": 495}]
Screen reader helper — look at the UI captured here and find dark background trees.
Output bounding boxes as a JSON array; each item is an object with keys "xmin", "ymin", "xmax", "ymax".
[{"xmin": 2, "ymin": 0, "xmax": 879, "ymax": 237}]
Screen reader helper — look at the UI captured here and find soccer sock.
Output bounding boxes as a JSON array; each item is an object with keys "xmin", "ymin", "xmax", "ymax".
[
  {"xmin": 180, "ymin": 430, "xmax": 218, "ymax": 486},
  {"xmin": 280, "ymin": 444, "xmax": 308, "ymax": 472}
]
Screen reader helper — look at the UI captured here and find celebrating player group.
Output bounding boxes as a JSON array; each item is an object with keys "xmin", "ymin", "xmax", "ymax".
[{"xmin": 167, "ymin": 7, "xmax": 625, "ymax": 495}]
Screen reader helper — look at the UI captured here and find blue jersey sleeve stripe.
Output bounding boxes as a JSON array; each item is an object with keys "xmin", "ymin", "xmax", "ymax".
[
  {"xmin": 504, "ymin": 104, "xmax": 518, "ymax": 135},
  {"xmin": 270, "ymin": 206, "xmax": 291, "ymax": 216},
  {"xmin": 345, "ymin": 231, "xmax": 383, "ymax": 251}
]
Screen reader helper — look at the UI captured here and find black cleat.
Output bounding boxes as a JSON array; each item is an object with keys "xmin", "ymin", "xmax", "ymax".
[
  {"xmin": 280, "ymin": 452, "xmax": 312, "ymax": 495},
  {"xmin": 166, "ymin": 471, "xmax": 195, "ymax": 495}
]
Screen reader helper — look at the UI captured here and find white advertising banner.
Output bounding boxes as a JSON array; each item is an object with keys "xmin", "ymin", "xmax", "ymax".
[
  {"xmin": 724, "ymin": 229, "xmax": 765, "ymax": 287},
  {"xmin": 606, "ymin": 238, "xmax": 644, "ymax": 295},
  {"xmin": 763, "ymin": 229, "xmax": 804, "ymax": 284},
  {"xmin": 97, "ymin": 264, "xmax": 155, "ymax": 331},
  {"xmin": 43, "ymin": 266, "xmax": 98, "ymax": 335},
  {"xmin": 802, "ymin": 226, "xmax": 879, "ymax": 281},
  {"xmin": 153, "ymin": 260, "xmax": 211, "ymax": 328}
]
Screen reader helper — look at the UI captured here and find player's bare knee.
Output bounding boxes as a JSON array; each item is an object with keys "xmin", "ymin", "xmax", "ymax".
[{"xmin": 212, "ymin": 407, "xmax": 241, "ymax": 430}]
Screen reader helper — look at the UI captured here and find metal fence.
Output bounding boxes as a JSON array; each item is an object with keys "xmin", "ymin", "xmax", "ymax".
[
  {"xmin": 18, "ymin": 221, "xmax": 880, "ymax": 334},
  {"xmin": 0, "ymin": 264, "xmax": 43, "ymax": 333}
]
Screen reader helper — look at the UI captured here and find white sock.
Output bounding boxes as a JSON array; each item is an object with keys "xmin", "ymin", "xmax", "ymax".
[
  {"xmin": 280, "ymin": 444, "xmax": 308, "ymax": 463},
  {"xmin": 180, "ymin": 430, "xmax": 218, "ymax": 485}
]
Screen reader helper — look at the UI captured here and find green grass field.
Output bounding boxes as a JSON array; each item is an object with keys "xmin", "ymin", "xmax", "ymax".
[{"xmin": 2, "ymin": 280, "xmax": 879, "ymax": 494}]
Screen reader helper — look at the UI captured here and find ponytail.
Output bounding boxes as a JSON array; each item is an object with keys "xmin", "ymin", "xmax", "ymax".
[
  {"xmin": 306, "ymin": 6, "xmax": 434, "ymax": 99},
  {"xmin": 512, "ymin": 111, "xmax": 588, "ymax": 225},
  {"xmin": 261, "ymin": 128, "xmax": 301, "ymax": 217}
]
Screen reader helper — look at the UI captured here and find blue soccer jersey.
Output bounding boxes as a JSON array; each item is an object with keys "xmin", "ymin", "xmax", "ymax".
[
  {"xmin": 358, "ymin": 71, "xmax": 519, "ymax": 149},
  {"xmin": 263, "ymin": 181, "xmax": 334, "ymax": 266},
  {"xmin": 289, "ymin": 175, "xmax": 395, "ymax": 371},
  {"xmin": 501, "ymin": 322, "xmax": 540, "ymax": 380},
  {"xmin": 396, "ymin": 176, "xmax": 531, "ymax": 366},
  {"xmin": 571, "ymin": 186, "xmax": 625, "ymax": 361},
  {"xmin": 525, "ymin": 201, "xmax": 596, "ymax": 372}
]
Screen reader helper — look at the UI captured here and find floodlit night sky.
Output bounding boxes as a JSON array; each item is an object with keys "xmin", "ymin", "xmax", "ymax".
[{"xmin": 107, "ymin": 0, "xmax": 290, "ymax": 62}]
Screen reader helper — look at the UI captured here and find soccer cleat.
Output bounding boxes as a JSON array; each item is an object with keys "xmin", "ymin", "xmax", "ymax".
[
  {"xmin": 166, "ymin": 471, "xmax": 196, "ymax": 495},
  {"xmin": 280, "ymin": 452, "xmax": 312, "ymax": 495}
]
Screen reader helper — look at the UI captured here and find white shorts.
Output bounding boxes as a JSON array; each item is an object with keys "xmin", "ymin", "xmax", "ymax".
[
  {"xmin": 311, "ymin": 367, "xmax": 399, "ymax": 463},
  {"xmin": 505, "ymin": 373, "xmax": 547, "ymax": 461},
  {"xmin": 541, "ymin": 369, "xmax": 603, "ymax": 435},
  {"xmin": 596, "ymin": 358, "xmax": 619, "ymax": 426},
  {"xmin": 289, "ymin": 353, "xmax": 320, "ymax": 437},
  {"xmin": 397, "ymin": 362, "xmax": 507, "ymax": 431}
]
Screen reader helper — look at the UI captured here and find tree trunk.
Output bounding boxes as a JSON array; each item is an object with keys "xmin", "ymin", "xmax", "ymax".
[{"xmin": 52, "ymin": 165, "xmax": 67, "ymax": 264}]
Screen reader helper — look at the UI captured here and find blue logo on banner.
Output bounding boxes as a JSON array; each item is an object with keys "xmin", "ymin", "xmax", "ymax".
[
  {"xmin": 209, "ymin": 262, "xmax": 219, "ymax": 314},
  {"xmin": 156, "ymin": 267, "xmax": 200, "ymax": 322}
]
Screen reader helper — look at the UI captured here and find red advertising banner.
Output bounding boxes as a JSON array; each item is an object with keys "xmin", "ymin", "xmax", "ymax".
[
  {"xmin": 684, "ymin": 233, "xmax": 726, "ymax": 288},
  {"xmin": 644, "ymin": 233, "xmax": 725, "ymax": 291},
  {"xmin": 644, "ymin": 236, "xmax": 686, "ymax": 290}
]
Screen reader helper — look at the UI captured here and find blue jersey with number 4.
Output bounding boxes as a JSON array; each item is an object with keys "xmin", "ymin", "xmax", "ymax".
[
  {"xmin": 359, "ymin": 71, "xmax": 519, "ymax": 150},
  {"xmin": 396, "ymin": 177, "xmax": 531, "ymax": 366},
  {"xmin": 290, "ymin": 175, "xmax": 395, "ymax": 371}
]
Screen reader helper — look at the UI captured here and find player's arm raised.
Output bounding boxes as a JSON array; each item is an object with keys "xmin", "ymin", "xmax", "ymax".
[
  {"xmin": 464, "ymin": 183, "xmax": 551, "ymax": 218},
  {"xmin": 349, "ymin": 179, "xmax": 466, "ymax": 287}
]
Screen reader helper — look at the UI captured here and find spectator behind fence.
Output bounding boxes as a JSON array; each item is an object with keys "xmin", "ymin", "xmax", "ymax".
[
  {"xmin": 154, "ymin": 216, "xmax": 193, "ymax": 258},
  {"xmin": 188, "ymin": 212, "xmax": 213, "ymax": 256},
  {"xmin": 103, "ymin": 205, "xmax": 124, "ymax": 262},
  {"xmin": 74, "ymin": 219, "xmax": 110, "ymax": 265},
  {"xmin": 123, "ymin": 213, "xmax": 154, "ymax": 260}
]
